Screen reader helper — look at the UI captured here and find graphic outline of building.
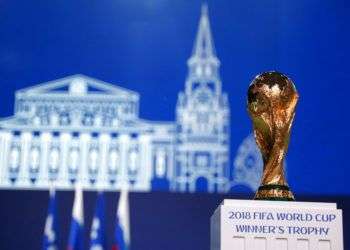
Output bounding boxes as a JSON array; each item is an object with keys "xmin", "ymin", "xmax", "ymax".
[
  {"xmin": 175, "ymin": 5, "xmax": 230, "ymax": 192},
  {"xmin": 0, "ymin": 6, "xmax": 237, "ymax": 193}
]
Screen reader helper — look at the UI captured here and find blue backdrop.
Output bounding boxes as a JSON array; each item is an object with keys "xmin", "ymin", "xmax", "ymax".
[{"xmin": 0, "ymin": 0, "xmax": 349, "ymax": 249}]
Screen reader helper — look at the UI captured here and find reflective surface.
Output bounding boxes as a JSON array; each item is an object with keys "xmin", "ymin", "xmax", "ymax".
[{"xmin": 247, "ymin": 71, "xmax": 298, "ymax": 200}]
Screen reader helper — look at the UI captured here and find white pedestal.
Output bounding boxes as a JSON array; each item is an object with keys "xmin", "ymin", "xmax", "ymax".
[{"xmin": 211, "ymin": 199, "xmax": 343, "ymax": 250}]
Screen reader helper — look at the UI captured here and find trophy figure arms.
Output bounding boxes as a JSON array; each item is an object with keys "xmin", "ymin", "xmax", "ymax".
[{"xmin": 247, "ymin": 71, "xmax": 298, "ymax": 201}]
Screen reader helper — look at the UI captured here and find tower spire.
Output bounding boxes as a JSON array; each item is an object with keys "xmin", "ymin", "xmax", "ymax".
[
  {"xmin": 201, "ymin": 3, "xmax": 208, "ymax": 15},
  {"xmin": 186, "ymin": 4, "xmax": 220, "ymax": 85},
  {"xmin": 190, "ymin": 3, "xmax": 217, "ymax": 60}
]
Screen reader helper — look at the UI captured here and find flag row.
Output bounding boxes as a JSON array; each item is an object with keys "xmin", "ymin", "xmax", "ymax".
[{"xmin": 42, "ymin": 187, "xmax": 130, "ymax": 250}]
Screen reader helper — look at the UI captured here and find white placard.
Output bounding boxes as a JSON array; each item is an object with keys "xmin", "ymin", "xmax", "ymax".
[{"xmin": 211, "ymin": 199, "xmax": 343, "ymax": 250}]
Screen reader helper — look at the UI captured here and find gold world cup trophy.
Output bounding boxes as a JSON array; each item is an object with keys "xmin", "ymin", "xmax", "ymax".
[{"xmin": 247, "ymin": 71, "xmax": 298, "ymax": 201}]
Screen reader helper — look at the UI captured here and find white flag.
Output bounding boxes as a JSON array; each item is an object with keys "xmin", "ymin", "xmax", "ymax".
[{"xmin": 115, "ymin": 188, "xmax": 130, "ymax": 249}]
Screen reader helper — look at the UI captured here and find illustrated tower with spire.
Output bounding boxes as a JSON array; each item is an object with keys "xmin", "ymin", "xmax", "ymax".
[{"xmin": 174, "ymin": 5, "xmax": 230, "ymax": 193}]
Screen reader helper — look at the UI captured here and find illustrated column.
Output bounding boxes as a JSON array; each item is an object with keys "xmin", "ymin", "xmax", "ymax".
[
  {"xmin": 177, "ymin": 149, "xmax": 187, "ymax": 192},
  {"xmin": 98, "ymin": 133, "xmax": 111, "ymax": 189},
  {"xmin": 18, "ymin": 131, "xmax": 32, "ymax": 187},
  {"xmin": 0, "ymin": 131, "xmax": 12, "ymax": 186},
  {"xmin": 59, "ymin": 132, "xmax": 71, "ymax": 188},
  {"xmin": 79, "ymin": 133, "xmax": 90, "ymax": 187},
  {"xmin": 38, "ymin": 132, "xmax": 52, "ymax": 187},
  {"xmin": 188, "ymin": 151, "xmax": 195, "ymax": 192},
  {"xmin": 137, "ymin": 134, "xmax": 151, "ymax": 190},
  {"xmin": 119, "ymin": 134, "xmax": 130, "ymax": 188},
  {"xmin": 167, "ymin": 144, "xmax": 175, "ymax": 184}
]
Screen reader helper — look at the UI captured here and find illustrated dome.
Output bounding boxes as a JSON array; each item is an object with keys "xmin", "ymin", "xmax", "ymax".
[{"xmin": 232, "ymin": 133, "xmax": 263, "ymax": 192}]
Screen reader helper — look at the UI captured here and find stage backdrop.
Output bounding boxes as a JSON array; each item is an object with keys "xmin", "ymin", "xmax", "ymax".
[{"xmin": 0, "ymin": 0, "xmax": 349, "ymax": 249}]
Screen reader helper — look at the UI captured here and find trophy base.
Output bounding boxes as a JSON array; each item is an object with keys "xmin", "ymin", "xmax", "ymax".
[{"xmin": 254, "ymin": 184, "xmax": 295, "ymax": 201}]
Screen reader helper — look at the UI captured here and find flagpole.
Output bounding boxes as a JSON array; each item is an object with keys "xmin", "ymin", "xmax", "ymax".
[
  {"xmin": 67, "ymin": 182, "xmax": 84, "ymax": 250},
  {"xmin": 112, "ymin": 184, "xmax": 130, "ymax": 250}
]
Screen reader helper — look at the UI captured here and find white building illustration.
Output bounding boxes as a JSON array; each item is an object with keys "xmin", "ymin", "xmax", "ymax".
[
  {"xmin": 175, "ymin": 6, "xmax": 230, "ymax": 192},
  {"xmin": 0, "ymin": 6, "xmax": 264, "ymax": 193}
]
